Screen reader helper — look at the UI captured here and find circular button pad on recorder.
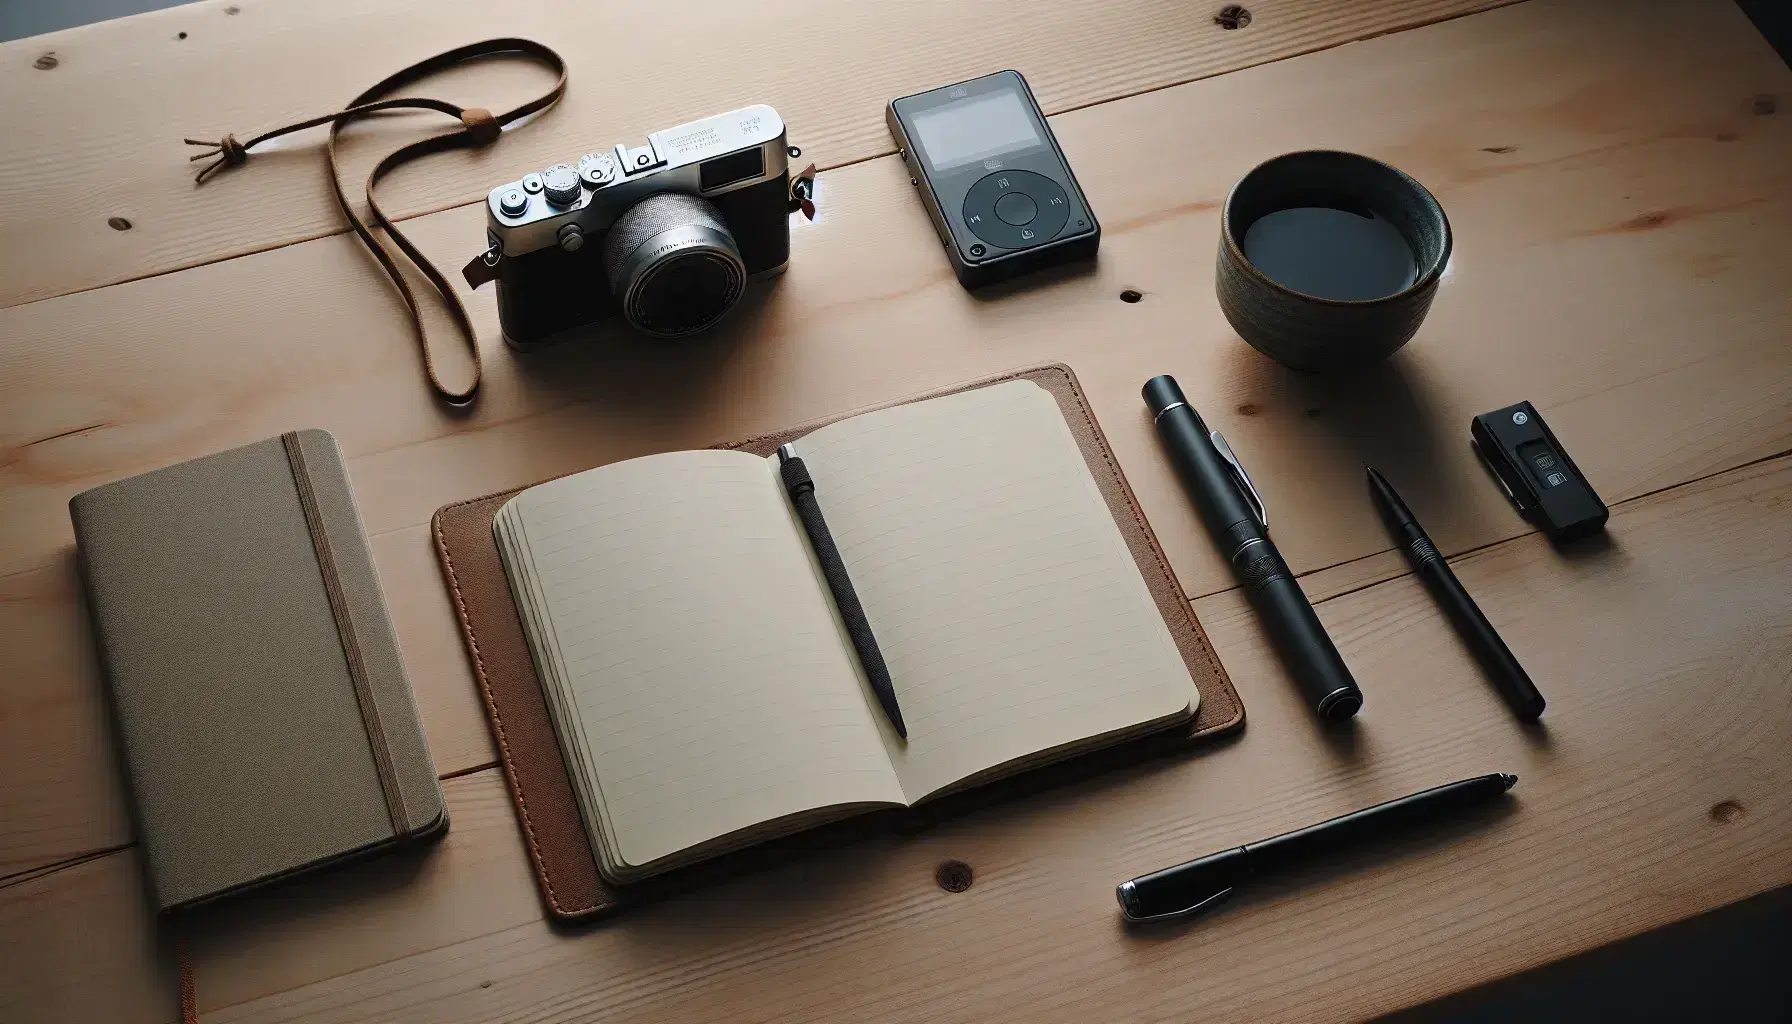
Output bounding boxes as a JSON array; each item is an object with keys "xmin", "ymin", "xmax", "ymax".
[{"xmin": 962, "ymin": 169, "xmax": 1070, "ymax": 250}]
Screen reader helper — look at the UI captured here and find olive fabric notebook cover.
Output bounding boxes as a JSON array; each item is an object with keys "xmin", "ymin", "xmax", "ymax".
[
  {"xmin": 70, "ymin": 429, "xmax": 447, "ymax": 915},
  {"xmin": 433, "ymin": 364, "xmax": 1243, "ymax": 921}
]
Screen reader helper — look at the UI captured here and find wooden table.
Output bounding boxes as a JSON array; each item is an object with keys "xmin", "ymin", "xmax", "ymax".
[{"xmin": 3, "ymin": 0, "xmax": 1789, "ymax": 1019}]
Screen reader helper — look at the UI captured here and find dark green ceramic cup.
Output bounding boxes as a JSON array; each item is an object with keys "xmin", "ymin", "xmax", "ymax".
[{"xmin": 1217, "ymin": 151, "xmax": 1451, "ymax": 372}]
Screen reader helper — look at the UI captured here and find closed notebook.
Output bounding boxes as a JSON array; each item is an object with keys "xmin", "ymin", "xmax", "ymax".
[
  {"xmin": 70, "ymin": 429, "xmax": 446, "ymax": 914},
  {"xmin": 494, "ymin": 379, "xmax": 1200, "ymax": 884}
]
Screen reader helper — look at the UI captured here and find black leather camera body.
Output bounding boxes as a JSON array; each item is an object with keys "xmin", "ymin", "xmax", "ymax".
[{"xmin": 464, "ymin": 105, "xmax": 799, "ymax": 348}]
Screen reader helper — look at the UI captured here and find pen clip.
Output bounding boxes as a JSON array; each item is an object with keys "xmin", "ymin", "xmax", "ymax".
[
  {"xmin": 1119, "ymin": 884, "xmax": 1236, "ymax": 924},
  {"xmin": 1209, "ymin": 431, "xmax": 1267, "ymax": 531}
]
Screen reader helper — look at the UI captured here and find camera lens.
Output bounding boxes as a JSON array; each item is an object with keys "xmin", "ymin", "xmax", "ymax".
[{"xmin": 602, "ymin": 193, "xmax": 747, "ymax": 337}]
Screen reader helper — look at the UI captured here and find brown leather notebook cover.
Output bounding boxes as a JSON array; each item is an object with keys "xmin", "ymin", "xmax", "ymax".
[{"xmin": 432, "ymin": 364, "xmax": 1243, "ymax": 921}]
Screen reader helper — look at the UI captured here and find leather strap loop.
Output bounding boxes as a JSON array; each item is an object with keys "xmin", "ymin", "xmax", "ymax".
[
  {"xmin": 460, "ymin": 107, "xmax": 501, "ymax": 147},
  {"xmin": 185, "ymin": 39, "xmax": 568, "ymax": 406}
]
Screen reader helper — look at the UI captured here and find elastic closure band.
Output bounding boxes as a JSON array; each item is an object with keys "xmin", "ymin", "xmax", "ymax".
[{"xmin": 282, "ymin": 432, "xmax": 408, "ymax": 835}]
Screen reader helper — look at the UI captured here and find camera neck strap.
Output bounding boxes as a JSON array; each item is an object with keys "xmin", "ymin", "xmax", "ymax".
[{"xmin": 185, "ymin": 38, "xmax": 569, "ymax": 407}]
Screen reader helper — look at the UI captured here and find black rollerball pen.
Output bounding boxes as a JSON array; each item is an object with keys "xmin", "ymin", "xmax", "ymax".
[
  {"xmin": 1117, "ymin": 773, "xmax": 1517, "ymax": 922},
  {"xmin": 1366, "ymin": 467, "xmax": 1546, "ymax": 721},
  {"xmin": 778, "ymin": 443, "xmax": 907, "ymax": 739},
  {"xmin": 1143, "ymin": 375, "xmax": 1363, "ymax": 722}
]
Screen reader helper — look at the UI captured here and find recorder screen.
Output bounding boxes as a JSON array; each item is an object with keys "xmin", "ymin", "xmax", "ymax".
[{"xmin": 910, "ymin": 91, "xmax": 1042, "ymax": 170}]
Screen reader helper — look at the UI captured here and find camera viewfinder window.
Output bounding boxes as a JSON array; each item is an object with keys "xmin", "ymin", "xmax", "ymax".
[{"xmin": 700, "ymin": 149, "xmax": 766, "ymax": 192}]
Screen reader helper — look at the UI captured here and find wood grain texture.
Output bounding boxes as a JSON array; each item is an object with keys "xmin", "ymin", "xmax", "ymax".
[
  {"xmin": 0, "ymin": 0, "xmax": 1513, "ymax": 308},
  {"xmin": 0, "ymin": 555, "xmax": 131, "ymax": 879},
  {"xmin": 2, "ymin": 0, "xmax": 1789, "ymax": 884},
  {"xmin": 4, "ymin": 452, "xmax": 1787, "ymax": 1024},
  {"xmin": 0, "ymin": 525, "xmax": 496, "ymax": 878}
]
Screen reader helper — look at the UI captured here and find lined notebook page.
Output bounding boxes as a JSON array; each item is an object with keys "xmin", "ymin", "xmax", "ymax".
[
  {"xmin": 499, "ymin": 451, "xmax": 903, "ymax": 870},
  {"xmin": 790, "ymin": 380, "xmax": 1196, "ymax": 801}
]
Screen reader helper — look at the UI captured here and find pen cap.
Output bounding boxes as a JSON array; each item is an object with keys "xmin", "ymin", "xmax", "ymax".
[
  {"xmin": 1142, "ymin": 375, "xmax": 1191, "ymax": 421},
  {"xmin": 1118, "ymin": 846, "xmax": 1249, "ymax": 922}
]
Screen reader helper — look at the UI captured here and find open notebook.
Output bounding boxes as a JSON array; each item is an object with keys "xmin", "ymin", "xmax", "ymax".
[{"xmin": 495, "ymin": 380, "xmax": 1199, "ymax": 883}]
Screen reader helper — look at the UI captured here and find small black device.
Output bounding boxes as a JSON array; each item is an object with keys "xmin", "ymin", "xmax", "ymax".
[
  {"xmin": 464, "ymin": 105, "xmax": 807, "ymax": 349},
  {"xmin": 1471, "ymin": 402, "xmax": 1607, "ymax": 542},
  {"xmin": 888, "ymin": 71, "xmax": 1099, "ymax": 289},
  {"xmin": 1143, "ymin": 375, "xmax": 1363, "ymax": 723}
]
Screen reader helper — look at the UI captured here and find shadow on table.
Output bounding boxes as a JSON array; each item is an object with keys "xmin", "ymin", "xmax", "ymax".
[
  {"xmin": 1379, "ymin": 886, "xmax": 1792, "ymax": 1023},
  {"xmin": 1223, "ymin": 344, "xmax": 1459, "ymax": 529}
]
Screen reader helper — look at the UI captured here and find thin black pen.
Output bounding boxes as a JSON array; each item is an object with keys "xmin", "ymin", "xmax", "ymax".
[
  {"xmin": 1117, "ymin": 773, "xmax": 1517, "ymax": 922},
  {"xmin": 1367, "ymin": 467, "xmax": 1545, "ymax": 721},
  {"xmin": 778, "ymin": 442, "xmax": 908, "ymax": 739}
]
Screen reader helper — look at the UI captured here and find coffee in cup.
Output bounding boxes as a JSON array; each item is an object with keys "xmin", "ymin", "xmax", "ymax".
[{"xmin": 1216, "ymin": 151, "xmax": 1451, "ymax": 372}]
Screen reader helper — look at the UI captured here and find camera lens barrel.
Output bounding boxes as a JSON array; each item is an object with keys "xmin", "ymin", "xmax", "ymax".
[{"xmin": 601, "ymin": 193, "xmax": 747, "ymax": 338}]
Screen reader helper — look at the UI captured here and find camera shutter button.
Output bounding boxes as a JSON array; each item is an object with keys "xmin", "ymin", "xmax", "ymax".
[
  {"xmin": 498, "ymin": 187, "xmax": 529, "ymax": 217},
  {"xmin": 541, "ymin": 164, "xmax": 582, "ymax": 207}
]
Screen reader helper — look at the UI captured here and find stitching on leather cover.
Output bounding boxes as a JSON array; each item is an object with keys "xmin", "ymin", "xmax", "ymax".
[
  {"xmin": 432, "ymin": 509, "xmax": 566, "ymax": 914},
  {"xmin": 1044, "ymin": 366, "xmax": 1237, "ymax": 726}
]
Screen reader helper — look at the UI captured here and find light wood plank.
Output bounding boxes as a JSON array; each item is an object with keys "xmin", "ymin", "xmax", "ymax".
[
  {"xmin": 5, "ymin": 451, "xmax": 1787, "ymax": 1024},
  {"xmin": 2, "ymin": 0, "xmax": 1787, "ymax": 587},
  {"xmin": 0, "ymin": 848, "xmax": 173, "ymax": 1024},
  {"xmin": 0, "ymin": 0, "xmax": 1512, "ymax": 308},
  {"xmin": 368, "ymin": 525, "xmax": 498, "ymax": 776},
  {"xmin": 0, "ymin": 486, "xmax": 1407, "ymax": 883},
  {"xmin": 0, "ymin": 525, "xmax": 497, "ymax": 877},
  {"xmin": 3, "ymin": 0, "xmax": 1789, "ymax": 881},
  {"xmin": 0, "ymin": 555, "xmax": 131, "ymax": 879}
]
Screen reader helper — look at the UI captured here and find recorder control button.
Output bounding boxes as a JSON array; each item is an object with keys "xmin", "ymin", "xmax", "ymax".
[
  {"xmin": 994, "ymin": 192, "xmax": 1037, "ymax": 226},
  {"xmin": 520, "ymin": 173, "xmax": 544, "ymax": 194},
  {"xmin": 962, "ymin": 170, "xmax": 1070, "ymax": 249}
]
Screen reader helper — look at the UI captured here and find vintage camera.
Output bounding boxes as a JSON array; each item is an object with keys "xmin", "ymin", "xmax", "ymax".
[{"xmin": 464, "ymin": 105, "xmax": 803, "ymax": 348}]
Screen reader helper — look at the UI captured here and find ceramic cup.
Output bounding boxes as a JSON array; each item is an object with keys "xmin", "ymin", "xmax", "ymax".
[{"xmin": 1216, "ymin": 150, "xmax": 1451, "ymax": 372}]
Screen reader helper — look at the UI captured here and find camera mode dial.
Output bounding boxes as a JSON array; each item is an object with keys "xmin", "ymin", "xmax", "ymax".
[
  {"xmin": 541, "ymin": 164, "xmax": 582, "ymax": 207},
  {"xmin": 577, "ymin": 153, "xmax": 617, "ymax": 188}
]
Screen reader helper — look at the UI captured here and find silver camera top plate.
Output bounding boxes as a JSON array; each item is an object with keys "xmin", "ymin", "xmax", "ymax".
[{"xmin": 486, "ymin": 104, "xmax": 789, "ymax": 257}]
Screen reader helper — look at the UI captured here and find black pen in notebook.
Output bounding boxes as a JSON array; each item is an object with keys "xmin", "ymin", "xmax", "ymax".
[{"xmin": 778, "ymin": 442, "xmax": 908, "ymax": 739}]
